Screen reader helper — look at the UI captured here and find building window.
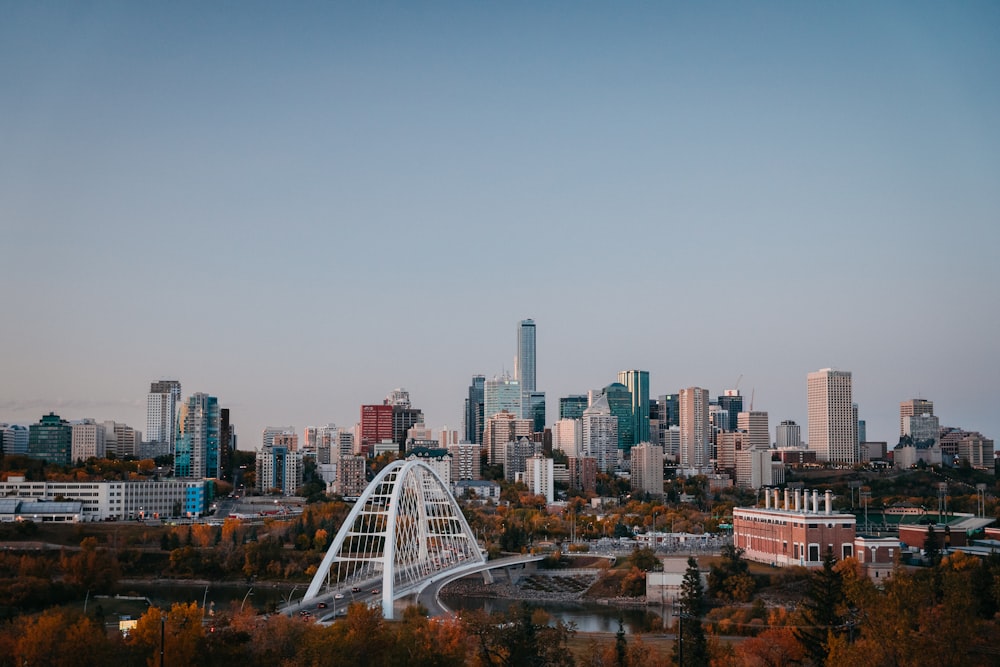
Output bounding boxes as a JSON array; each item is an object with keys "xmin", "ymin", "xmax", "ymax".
[
  {"xmin": 808, "ymin": 544, "xmax": 820, "ymax": 561},
  {"xmin": 842, "ymin": 544, "xmax": 852, "ymax": 559}
]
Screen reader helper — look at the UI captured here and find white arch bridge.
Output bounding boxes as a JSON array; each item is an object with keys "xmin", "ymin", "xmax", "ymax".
[{"xmin": 293, "ymin": 460, "xmax": 492, "ymax": 619}]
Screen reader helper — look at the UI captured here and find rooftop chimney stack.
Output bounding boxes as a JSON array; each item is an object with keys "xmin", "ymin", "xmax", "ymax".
[{"xmin": 825, "ymin": 490, "xmax": 832, "ymax": 515}]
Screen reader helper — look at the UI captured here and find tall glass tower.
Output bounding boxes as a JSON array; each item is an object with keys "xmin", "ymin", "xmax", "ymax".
[
  {"xmin": 516, "ymin": 319, "xmax": 536, "ymax": 392},
  {"xmin": 617, "ymin": 370, "xmax": 650, "ymax": 445},
  {"xmin": 464, "ymin": 375, "xmax": 486, "ymax": 444},
  {"xmin": 175, "ymin": 393, "xmax": 220, "ymax": 479}
]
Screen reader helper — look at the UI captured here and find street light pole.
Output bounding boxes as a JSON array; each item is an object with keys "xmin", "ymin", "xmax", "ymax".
[{"xmin": 160, "ymin": 614, "xmax": 165, "ymax": 667}]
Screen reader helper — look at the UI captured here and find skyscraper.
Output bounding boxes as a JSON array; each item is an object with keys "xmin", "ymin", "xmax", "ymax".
[
  {"xmin": 559, "ymin": 395, "xmax": 589, "ymax": 420},
  {"xmin": 515, "ymin": 319, "xmax": 536, "ymax": 392},
  {"xmin": 807, "ymin": 369, "xmax": 856, "ymax": 464},
  {"xmin": 146, "ymin": 380, "xmax": 181, "ymax": 454},
  {"xmin": 593, "ymin": 383, "xmax": 634, "ymax": 451},
  {"xmin": 737, "ymin": 411, "xmax": 770, "ymax": 450},
  {"xmin": 582, "ymin": 395, "xmax": 618, "ymax": 473},
  {"xmin": 484, "ymin": 375, "xmax": 521, "ymax": 424},
  {"xmin": 899, "ymin": 399, "xmax": 934, "ymax": 436},
  {"xmin": 175, "ymin": 393, "xmax": 220, "ymax": 479},
  {"xmin": 464, "ymin": 375, "xmax": 486, "ymax": 444},
  {"xmin": 679, "ymin": 387, "xmax": 711, "ymax": 474},
  {"xmin": 618, "ymin": 370, "xmax": 650, "ymax": 445},
  {"xmin": 717, "ymin": 390, "xmax": 743, "ymax": 432},
  {"xmin": 775, "ymin": 420, "xmax": 801, "ymax": 448},
  {"xmin": 630, "ymin": 442, "xmax": 664, "ymax": 497}
]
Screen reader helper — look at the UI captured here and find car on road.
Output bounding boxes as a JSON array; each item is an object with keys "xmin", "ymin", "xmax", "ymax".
[
  {"xmin": 371, "ymin": 588, "xmax": 380, "ymax": 595},
  {"xmin": 334, "ymin": 593, "xmax": 344, "ymax": 600},
  {"xmin": 317, "ymin": 602, "xmax": 328, "ymax": 609},
  {"xmin": 351, "ymin": 586, "xmax": 360, "ymax": 593}
]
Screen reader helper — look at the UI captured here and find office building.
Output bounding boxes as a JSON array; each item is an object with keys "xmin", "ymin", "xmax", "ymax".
[
  {"xmin": 386, "ymin": 388, "xmax": 423, "ymax": 447},
  {"xmin": 262, "ymin": 426, "xmax": 296, "ymax": 449},
  {"xmin": 734, "ymin": 489, "xmax": 856, "ymax": 567},
  {"xmin": 631, "ymin": 443, "xmax": 664, "ymax": 497},
  {"xmin": 146, "ymin": 380, "xmax": 181, "ymax": 454},
  {"xmin": 658, "ymin": 394, "xmax": 680, "ymax": 428},
  {"xmin": 27, "ymin": 413, "xmax": 73, "ymax": 465},
  {"xmin": 559, "ymin": 395, "xmax": 589, "ymax": 420},
  {"xmin": 735, "ymin": 449, "xmax": 784, "ymax": 489},
  {"xmin": 484, "ymin": 374, "xmax": 522, "ymax": 424},
  {"xmin": 526, "ymin": 391, "xmax": 546, "ymax": 432},
  {"xmin": 679, "ymin": 387, "xmax": 711, "ymax": 474},
  {"xmin": 582, "ymin": 395, "xmax": 618, "ymax": 473},
  {"xmin": 515, "ymin": 319, "xmax": 536, "ymax": 392},
  {"xmin": 1, "ymin": 424, "xmax": 28, "ymax": 456},
  {"xmin": 175, "ymin": 393, "xmax": 220, "ymax": 479},
  {"xmin": 775, "ymin": 420, "xmax": 801, "ymax": 448},
  {"xmin": 807, "ymin": 369, "xmax": 857, "ymax": 464},
  {"xmin": 716, "ymin": 431, "xmax": 750, "ymax": 473},
  {"xmin": 717, "ymin": 390, "xmax": 743, "ymax": 432},
  {"xmin": 737, "ymin": 411, "xmax": 770, "ymax": 450},
  {"xmin": 899, "ymin": 399, "xmax": 934, "ymax": 436},
  {"xmin": 71, "ymin": 419, "xmax": 106, "ymax": 462},
  {"xmin": 618, "ymin": 370, "xmax": 650, "ymax": 445},
  {"xmin": 0, "ymin": 477, "xmax": 209, "ymax": 521},
  {"xmin": 464, "ymin": 375, "xmax": 486, "ymax": 444},
  {"xmin": 360, "ymin": 404, "xmax": 393, "ymax": 455}
]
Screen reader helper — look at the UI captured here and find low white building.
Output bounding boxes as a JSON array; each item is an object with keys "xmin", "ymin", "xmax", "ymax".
[
  {"xmin": 0, "ymin": 477, "xmax": 209, "ymax": 521},
  {"xmin": 524, "ymin": 454, "xmax": 555, "ymax": 504}
]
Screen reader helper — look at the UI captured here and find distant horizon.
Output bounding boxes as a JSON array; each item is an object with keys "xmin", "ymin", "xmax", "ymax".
[{"xmin": 2, "ymin": 3, "xmax": 998, "ymax": 452}]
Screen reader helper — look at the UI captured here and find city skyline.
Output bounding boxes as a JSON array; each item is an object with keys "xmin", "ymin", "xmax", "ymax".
[{"xmin": 2, "ymin": 3, "xmax": 998, "ymax": 448}]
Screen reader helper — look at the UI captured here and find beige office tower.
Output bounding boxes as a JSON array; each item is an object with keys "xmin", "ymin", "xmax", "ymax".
[
  {"xmin": 899, "ymin": 399, "xmax": 934, "ymax": 436},
  {"xmin": 807, "ymin": 369, "xmax": 857, "ymax": 464},
  {"xmin": 630, "ymin": 442, "xmax": 664, "ymax": 496},
  {"xmin": 737, "ymin": 411, "xmax": 770, "ymax": 450},
  {"xmin": 679, "ymin": 387, "xmax": 711, "ymax": 474}
]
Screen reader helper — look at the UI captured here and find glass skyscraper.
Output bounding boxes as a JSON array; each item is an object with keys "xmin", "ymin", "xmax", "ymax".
[
  {"xmin": 175, "ymin": 393, "xmax": 220, "ymax": 479},
  {"xmin": 617, "ymin": 370, "xmax": 650, "ymax": 445},
  {"xmin": 559, "ymin": 395, "xmax": 589, "ymax": 420},
  {"xmin": 464, "ymin": 375, "xmax": 485, "ymax": 444},
  {"xmin": 516, "ymin": 319, "xmax": 536, "ymax": 392}
]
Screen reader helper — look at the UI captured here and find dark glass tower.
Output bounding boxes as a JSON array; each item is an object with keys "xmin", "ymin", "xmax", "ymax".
[
  {"xmin": 464, "ymin": 375, "xmax": 485, "ymax": 444},
  {"xmin": 559, "ymin": 395, "xmax": 589, "ymax": 420},
  {"xmin": 516, "ymin": 319, "xmax": 536, "ymax": 392}
]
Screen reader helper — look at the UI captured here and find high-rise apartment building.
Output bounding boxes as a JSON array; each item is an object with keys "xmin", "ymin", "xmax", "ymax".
[
  {"xmin": 630, "ymin": 443, "xmax": 664, "ymax": 497},
  {"xmin": 807, "ymin": 369, "xmax": 856, "ymax": 464},
  {"xmin": 146, "ymin": 380, "xmax": 181, "ymax": 454},
  {"xmin": 618, "ymin": 370, "xmax": 650, "ymax": 445},
  {"xmin": 552, "ymin": 418, "xmax": 583, "ymax": 458},
  {"xmin": 504, "ymin": 437, "xmax": 539, "ymax": 482},
  {"xmin": 515, "ymin": 319, "xmax": 536, "ymax": 392},
  {"xmin": 261, "ymin": 426, "xmax": 295, "ymax": 449},
  {"xmin": 582, "ymin": 395, "xmax": 618, "ymax": 473},
  {"xmin": 386, "ymin": 388, "xmax": 423, "ymax": 447},
  {"xmin": 679, "ymin": 387, "xmax": 711, "ymax": 474},
  {"xmin": 71, "ymin": 419, "xmax": 106, "ymax": 462},
  {"xmin": 447, "ymin": 442, "xmax": 481, "ymax": 481},
  {"xmin": 464, "ymin": 375, "xmax": 486, "ymax": 444},
  {"xmin": 175, "ymin": 393, "xmax": 220, "ymax": 479},
  {"xmin": 524, "ymin": 453, "xmax": 554, "ymax": 503},
  {"xmin": 483, "ymin": 410, "xmax": 533, "ymax": 465},
  {"xmin": 737, "ymin": 411, "xmax": 770, "ymax": 450},
  {"xmin": 256, "ymin": 444, "xmax": 303, "ymax": 496},
  {"xmin": 899, "ymin": 399, "xmax": 934, "ymax": 436},
  {"xmin": 568, "ymin": 456, "xmax": 598, "ymax": 494},
  {"xmin": 560, "ymin": 395, "xmax": 589, "ymax": 420}
]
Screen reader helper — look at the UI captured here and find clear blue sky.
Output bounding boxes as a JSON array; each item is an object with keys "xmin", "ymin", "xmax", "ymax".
[{"xmin": 2, "ymin": 2, "xmax": 998, "ymax": 449}]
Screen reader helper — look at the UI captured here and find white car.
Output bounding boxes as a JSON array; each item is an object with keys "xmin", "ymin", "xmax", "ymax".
[{"xmin": 334, "ymin": 593, "xmax": 344, "ymax": 600}]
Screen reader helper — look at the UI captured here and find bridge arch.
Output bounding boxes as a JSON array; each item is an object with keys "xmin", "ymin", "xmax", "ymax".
[{"xmin": 303, "ymin": 459, "xmax": 484, "ymax": 618}]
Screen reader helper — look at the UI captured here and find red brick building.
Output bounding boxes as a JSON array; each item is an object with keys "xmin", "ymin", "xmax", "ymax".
[{"xmin": 733, "ymin": 488, "xmax": 856, "ymax": 567}]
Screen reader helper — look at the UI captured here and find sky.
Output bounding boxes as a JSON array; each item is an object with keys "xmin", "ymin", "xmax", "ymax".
[{"xmin": 2, "ymin": 2, "xmax": 998, "ymax": 450}]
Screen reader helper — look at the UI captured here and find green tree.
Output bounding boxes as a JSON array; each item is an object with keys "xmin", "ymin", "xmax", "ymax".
[
  {"xmin": 794, "ymin": 548, "xmax": 846, "ymax": 666},
  {"xmin": 707, "ymin": 544, "xmax": 755, "ymax": 602},
  {"xmin": 673, "ymin": 557, "xmax": 708, "ymax": 667},
  {"xmin": 924, "ymin": 525, "xmax": 941, "ymax": 565}
]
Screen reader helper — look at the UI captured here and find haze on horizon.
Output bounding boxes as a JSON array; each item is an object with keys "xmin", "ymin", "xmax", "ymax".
[{"xmin": 2, "ymin": 2, "xmax": 998, "ymax": 449}]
